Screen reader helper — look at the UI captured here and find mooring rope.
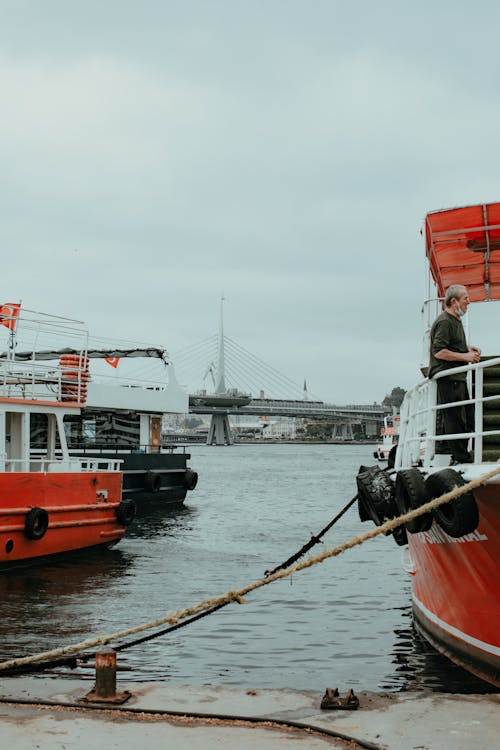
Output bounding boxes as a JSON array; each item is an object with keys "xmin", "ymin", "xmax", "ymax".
[
  {"xmin": 1, "ymin": 464, "xmax": 499, "ymax": 673},
  {"xmin": 264, "ymin": 493, "xmax": 359, "ymax": 577}
]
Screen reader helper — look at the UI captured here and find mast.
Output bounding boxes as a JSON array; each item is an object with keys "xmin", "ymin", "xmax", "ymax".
[{"xmin": 214, "ymin": 295, "xmax": 226, "ymax": 395}]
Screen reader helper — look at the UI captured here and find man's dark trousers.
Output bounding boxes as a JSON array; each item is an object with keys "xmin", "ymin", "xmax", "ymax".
[{"xmin": 436, "ymin": 379, "xmax": 474, "ymax": 462}]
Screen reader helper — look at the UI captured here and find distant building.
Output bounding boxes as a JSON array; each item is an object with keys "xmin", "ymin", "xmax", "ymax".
[{"xmin": 262, "ymin": 417, "xmax": 302, "ymax": 440}]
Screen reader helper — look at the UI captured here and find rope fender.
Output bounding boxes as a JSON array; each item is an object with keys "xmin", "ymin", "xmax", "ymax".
[{"xmin": 1, "ymin": 464, "xmax": 499, "ymax": 673}]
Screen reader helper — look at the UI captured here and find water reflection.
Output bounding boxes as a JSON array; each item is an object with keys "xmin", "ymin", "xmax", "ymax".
[
  {"xmin": 128, "ymin": 501, "xmax": 197, "ymax": 540},
  {"xmin": 0, "ymin": 502, "xmax": 203, "ymax": 665},
  {"xmin": 0, "ymin": 548, "xmax": 132, "ymax": 658},
  {"xmin": 382, "ymin": 606, "xmax": 499, "ymax": 694}
]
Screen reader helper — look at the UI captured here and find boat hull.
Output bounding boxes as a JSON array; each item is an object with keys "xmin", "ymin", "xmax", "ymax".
[
  {"xmin": 0, "ymin": 472, "xmax": 125, "ymax": 568},
  {"xmin": 72, "ymin": 450, "xmax": 193, "ymax": 505},
  {"xmin": 408, "ymin": 484, "xmax": 500, "ymax": 687}
]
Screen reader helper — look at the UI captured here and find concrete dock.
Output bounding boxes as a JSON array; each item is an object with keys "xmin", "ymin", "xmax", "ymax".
[{"xmin": 0, "ymin": 676, "xmax": 498, "ymax": 749}]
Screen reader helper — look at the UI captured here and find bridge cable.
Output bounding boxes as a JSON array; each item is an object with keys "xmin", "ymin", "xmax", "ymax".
[
  {"xmin": 225, "ymin": 338, "xmax": 306, "ymax": 399},
  {"xmin": 225, "ymin": 336, "xmax": 312, "ymax": 393}
]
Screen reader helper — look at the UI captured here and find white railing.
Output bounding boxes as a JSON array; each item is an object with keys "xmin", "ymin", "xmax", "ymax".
[
  {"xmin": 0, "ymin": 359, "xmax": 88, "ymax": 404},
  {"xmin": 396, "ymin": 356, "xmax": 500, "ymax": 470},
  {"xmin": 4, "ymin": 457, "xmax": 122, "ymax": 473},
  {"xmin": 0, "ymin": 307, "xmax": 89, "ymax": 404}
]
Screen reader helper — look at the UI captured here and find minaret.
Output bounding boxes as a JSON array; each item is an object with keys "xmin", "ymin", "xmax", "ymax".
[{"xmin": 214, "ymin": 295, "xmax": 226, "ymax": 394}]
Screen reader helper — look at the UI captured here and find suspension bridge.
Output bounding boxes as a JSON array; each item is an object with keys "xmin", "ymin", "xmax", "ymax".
[{"xmin": 171, "ymin": 299, "xmax": 389, "ymax": 445}]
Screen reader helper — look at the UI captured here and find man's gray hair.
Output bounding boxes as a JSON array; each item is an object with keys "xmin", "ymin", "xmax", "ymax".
[{"xmin": 445, "ymin": 284, "xmax": 467, "ymax": 306}]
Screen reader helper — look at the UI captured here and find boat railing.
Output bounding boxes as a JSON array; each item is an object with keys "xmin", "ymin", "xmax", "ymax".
[
  {"xmin": 68, "ymin": 443, "xmax": 182, "ymax": 455},
  {"xmin": 0, "ymin": 358, "xmax": 88, "ymax": 404},
  {"xmin": 396, "ymin": 356, "xmax": 500, "ymax": 470},
  {"xmin": 3, "ymin": 457, "xmax": 122, "ymax": 473}
]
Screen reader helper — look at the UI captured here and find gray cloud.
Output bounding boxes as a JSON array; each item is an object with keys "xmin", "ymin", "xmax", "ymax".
[{"xmin": 1, "ymin": 1, "xmax": 499, "ymax": 402}]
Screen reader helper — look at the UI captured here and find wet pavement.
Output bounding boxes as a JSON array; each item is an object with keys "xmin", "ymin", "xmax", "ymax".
[{"xmin": 0, "ymin": 675, "xmax": 498, "ymax": 749}]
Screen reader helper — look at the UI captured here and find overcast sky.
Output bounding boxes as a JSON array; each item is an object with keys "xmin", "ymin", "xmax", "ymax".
[{"xmin": 2, "ymin": 1, "xmax": 499, "ymax": 403}]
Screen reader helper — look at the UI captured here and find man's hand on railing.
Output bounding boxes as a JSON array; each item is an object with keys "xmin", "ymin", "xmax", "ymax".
[{"xmin": 465, "ymin": 348, "xmax": 481, "ymax": 364}]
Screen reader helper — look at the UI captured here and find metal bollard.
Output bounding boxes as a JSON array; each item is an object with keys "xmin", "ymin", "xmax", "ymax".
[
  {"xmin": 95, "ymin": 649, "xmax": 117, "ymax": 699},
  {"xmin": 82, "ymin": 649, "xmax": 131, "ymax": 704}
]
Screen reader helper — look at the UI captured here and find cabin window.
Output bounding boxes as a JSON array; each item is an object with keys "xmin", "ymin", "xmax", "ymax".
[
  {"xmin": 63, "ymin": 411, "xmax": 140, "ymax": 448},
  {"xmin": 30, "ymin": 413, "xmax": 49, "ymax": 450}
]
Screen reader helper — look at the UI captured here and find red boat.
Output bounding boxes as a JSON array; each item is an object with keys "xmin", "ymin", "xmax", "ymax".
[
  {"xmin": 400, "ymin": 203, "xmax": 500, "ymax": 686},
  {"xmin": 0, "ymin": 306, "xmax": 134, "ymax": 570},
  {"xmin": 358, "ymin": 203, "xmax": 500, "ymax": 687}
]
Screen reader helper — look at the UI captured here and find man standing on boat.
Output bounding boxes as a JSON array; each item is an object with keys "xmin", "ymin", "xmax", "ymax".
[{"xmin": 428, "ymin": 284, "xmax": 480, "ymax": 463}]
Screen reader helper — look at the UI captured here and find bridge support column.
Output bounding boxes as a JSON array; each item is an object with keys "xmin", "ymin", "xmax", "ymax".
[
  {"xmin": 363, "ymin": 419, "xmax": 378, "ymax": 439},
  {"xmin": 331, "ymin": 420, "xmax": 355, "ymax": 440},
  {"xmin": 207, "ymin": 412, "xmax": 233, "ymax": 446}
]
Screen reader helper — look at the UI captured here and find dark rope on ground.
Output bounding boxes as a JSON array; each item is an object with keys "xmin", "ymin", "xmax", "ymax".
[
  {"xmin": 264, "ymin": 494, "xmax": 358, "ymax": 578},
  {"xmin": 0, "ymin": 696, "xmax": 383, "ymax": 750}
]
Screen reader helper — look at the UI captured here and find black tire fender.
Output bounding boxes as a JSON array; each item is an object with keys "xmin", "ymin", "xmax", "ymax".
[
  {"xmin": 392, "ymin": 524, "xmax": 408, "ymax": 547},
  {"xmin": 356, "ymin": 465, "xmax": 408, "ymax": 546},
  {"xmin": 25, "ymin": 507, "xmax": 49, "ymax": 540},
  {"xmin": 145, "ymin": 471, "xmax": 161, "ymax": 493},
  {"xmin": 395, "ymin": 469, "xmax": 432, "ymax": 534},
  {"xmin": 356, "ymin": 465, "xmax": 398, "ymax": 527},
  {"xmin": 116, "ymin": 499, "xmax": 136, "ymax": 527},
  {"xmin": 183, "ymin": 468, "xmax": 198, "ymax": 491},
  {"xmin": 425, "ymin": 468, "xmax": 479, "ymax": 538}
]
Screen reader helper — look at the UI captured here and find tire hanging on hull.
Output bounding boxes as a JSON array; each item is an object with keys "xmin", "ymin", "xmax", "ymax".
[
  {"xmin": 395, "ymin": 469, "xmax": 432, "ymax": 534},
  {"xmin": 425, "ymin": 468, "xmax": 479, "ymax": 538},
  {"xmin": 145, "ymin": 471, "xmax": 161, "ymax": 493},
  {"xmin": 356, "ymin": 465, "xmax": 407, "ymax": 546},
  {"xmin": 24, "ymin": 507, "xmax": 49, "ymax": 540},
  {"xmin": 116, "ymin": 499, "xmax": 136, "ymax": 526},
  {"xmin": 183, "ymin": 468, "xmax": 198, "ymax": 491}
]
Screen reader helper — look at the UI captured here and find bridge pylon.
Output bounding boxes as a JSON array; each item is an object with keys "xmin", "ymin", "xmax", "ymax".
[
  {"xmin": 207, "ymin": 411, "xmax": 233, "ymax": 446},
  {"xmin": 207, "ymin": 296, "xmax": 234, "ymax": 445}
]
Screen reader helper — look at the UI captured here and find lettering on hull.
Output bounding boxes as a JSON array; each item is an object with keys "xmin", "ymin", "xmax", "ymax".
[{"xmin": 418, "ymin": 526, "xmax": 488, "ymax": 545}]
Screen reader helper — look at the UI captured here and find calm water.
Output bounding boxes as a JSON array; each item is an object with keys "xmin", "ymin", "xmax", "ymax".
[{"xmin": 0, "ymin": 444, "xmax": 495, "ymax": 693}]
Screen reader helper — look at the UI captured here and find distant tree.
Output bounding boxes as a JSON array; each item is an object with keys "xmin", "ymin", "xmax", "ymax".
[
  {"xmin": 382, "ymin": 386, "xmax": 406, "ymax": 411},
  {"xmin": 304, "ymin": 420, "xmax": 336, "ymax": 440}
]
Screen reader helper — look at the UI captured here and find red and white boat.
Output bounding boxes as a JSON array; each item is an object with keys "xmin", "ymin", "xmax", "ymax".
[
  {"xmin": 395, "ymin": 203, "xmax": 500, "ymax": 687},
  {"xmin": 373, "ymin": 415, "xmax": 399, "ymax": 463},
  {"xmin": 0, "ymin": 305, "xmax": 133, "ymax": 570},
  {"xmin": 357, "ymin": 203, "xmax": 500, "ymax": 686}
]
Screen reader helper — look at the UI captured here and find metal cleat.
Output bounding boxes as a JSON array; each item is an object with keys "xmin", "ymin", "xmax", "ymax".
[{"xmin": 320, "ymin": 687, "xmax": 360, "ymax": 710}]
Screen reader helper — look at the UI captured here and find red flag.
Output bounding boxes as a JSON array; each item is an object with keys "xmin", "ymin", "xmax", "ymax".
[
  {"xmin": 105, "ymin": 357, "xmax": 120, "ymax": 368},
  {"xmin": 0, "ymin": 303, "xmax": 21, "ymax": 331}
]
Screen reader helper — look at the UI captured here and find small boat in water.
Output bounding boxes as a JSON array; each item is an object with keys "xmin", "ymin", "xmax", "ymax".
[
  {"xmin": 0, "ymin": 307, "xmax": 132, "ymax": 570},
  {"xmin": 373, "ymin": 415, "xmax": 399, "ymax": 463},
  {"xmin": 357, "ymin": 202, "xmax": 500, "ymax": 687}
]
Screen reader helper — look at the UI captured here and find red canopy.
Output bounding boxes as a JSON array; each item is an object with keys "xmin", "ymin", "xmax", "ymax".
[{"xmin": 425, "ymin": 202, "xmax": 500, "ymax": 302}]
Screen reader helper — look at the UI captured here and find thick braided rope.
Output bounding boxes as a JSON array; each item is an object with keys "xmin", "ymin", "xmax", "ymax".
[{"xmin": 1, "ymin": 464, "xmax": 498, "ymax": 672}]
